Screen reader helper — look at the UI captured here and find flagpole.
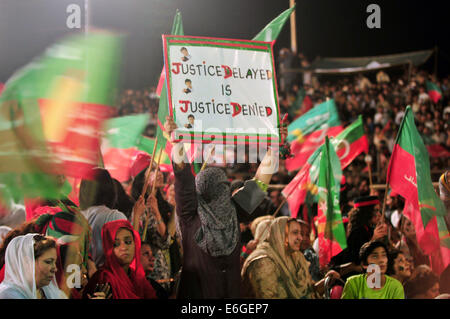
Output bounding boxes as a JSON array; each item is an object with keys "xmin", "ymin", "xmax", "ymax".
[
  {"xmin": 200, "ymin": 145, "xmax": 215, "ymax": 172},
  {"xmin": 151, "ymin": 147, "xmax": 164, "ymax": 195},
  {"xmin": 289, "ymin": 0, "xmax": 297, "ymax": 54},
  {"xmin": 365, "ymin": 154, "xmax": 373, "ymax": 189},
  {"xmin": 380, "ymin": 183, "xmax": 389, "ymax": 221},
  {"xmin": 97, "ymin": 148, "xmax": 104, "ymax": 168},
  {"xmin": 141, "ymin": 137, "xmax": 158, "ymax": 197},
  {"xmin": 273, "ymin": 196, "xmax": 288, "ymax": 217},
  {"xmin": 143, "ymin": 146, "xmax": 163, "ymax": 242},
  {"xmin": 84, "ymin": 0, "xmax": 89, "ymax": 35}
]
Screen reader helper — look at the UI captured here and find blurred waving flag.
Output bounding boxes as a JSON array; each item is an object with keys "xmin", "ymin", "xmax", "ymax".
[
  {"xmin": 0, "ymin": 32, "xmax": 121, "ymax": 201},
  {"xmin": 137, "ymin": 135, "xmax": 172, "ymax": 172},
  {"xmin": 156, "ymin": 10, "xmax": 184, "ymax": 163},
  {"xmin": 317, "ymin": 136, "xmax": 347, "ymax": 268},
  {"xmin": 426, "ymin": 81, "xmax": 442, "ymax": 104},
  {"xmin": 283, "ymin": 116, "xmax": 368, "ymax": 217},
  {"xmin": 252, "ymin": 5, "xmax": 295, "ymax": 42},
  {"xmin": 285, "ymin": 99, "xmax": 343, "ymax": 172},
  {"xmin": 102, "ymin": 114, "xmax": 150, "ymax": 182},
  {"xmin": 387, "ymin": 106, "xmax": 449, "ymax": 274}
]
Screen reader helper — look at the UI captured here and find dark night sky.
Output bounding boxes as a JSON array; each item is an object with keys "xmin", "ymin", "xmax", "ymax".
[{"xmin": 0, "ymin": 0, "xmax": 449, "ymax": 89}]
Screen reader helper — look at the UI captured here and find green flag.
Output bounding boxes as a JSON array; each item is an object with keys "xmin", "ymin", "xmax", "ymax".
[
  {"xmin": 0, "ymin": 32, "xmax": 121, "ymax": 201},
  {"xmin": 252, "ymin": 5, "xmax": 296, "ymax": 42},
  {"xmin": 104, "ymin": 114, "xmax": 149, "ymax": 149},
  {"xmin": 157, "ymin": 10, "xmax": 184, "ymax": 150},
  {"xmin": 316, "ymin": 136, "xmax": 347, "ymax": 268},
  {"xmin": 287, "ymin": 99, "xmax": 341, "ymax": 143}
]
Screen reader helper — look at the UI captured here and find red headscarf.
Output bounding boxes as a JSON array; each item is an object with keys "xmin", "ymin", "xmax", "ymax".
[{"xmin": 100, "ymin": 220, "xmax": 156, "ymax": 299}]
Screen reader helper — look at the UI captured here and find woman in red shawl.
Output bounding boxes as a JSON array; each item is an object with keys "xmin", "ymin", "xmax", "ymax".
[{"xmin": 82, "ymin": 219, "xmax": 156, "ymax": 299}]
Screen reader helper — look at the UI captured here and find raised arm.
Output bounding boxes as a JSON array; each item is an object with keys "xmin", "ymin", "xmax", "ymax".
[
  {"xmin": 164, "ymin": 116, "xmax": 198, "ymax": 218},
  {"xmin": 253, "ymin": 124, "xmax": 288, "ymax": 185}
]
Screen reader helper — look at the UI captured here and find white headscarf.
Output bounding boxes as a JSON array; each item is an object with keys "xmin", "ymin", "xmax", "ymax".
[{"xmin": 0, "ymin": 233, "xmax": 67, "ymax": 299}]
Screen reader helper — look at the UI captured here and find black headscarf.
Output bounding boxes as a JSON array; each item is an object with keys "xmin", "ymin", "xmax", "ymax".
[{"xmin": 194, "ymin": 168, "xmax": 239, "ymax": 257}]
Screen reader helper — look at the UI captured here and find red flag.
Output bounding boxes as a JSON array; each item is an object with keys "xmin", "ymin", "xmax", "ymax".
[
  {"xmin": 103, "ymin": 147, "xmax": 140, "ymax": 182},
  {"xmin": 300, "ymin": 95, "xmax": 313, "ymax": 115},
  {"xmin": 66, "ymin": 176, "xmax": 81, "ymax": 207},
  {"xmin": 155, "ymin": 69, "xmax": 165, "ymax": 97},
  {"xmin": 426, "ymin": 144, "xmax": 450, "ymax": 158}
]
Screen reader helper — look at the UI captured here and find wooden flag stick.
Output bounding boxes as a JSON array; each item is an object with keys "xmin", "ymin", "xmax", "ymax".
[
  {"xmin": 97, "ymin": 148, "xmax": 105, "ymax": 169},
  {"xmin": 365, "ymin": 155, "xmax": 373, "ymax": 189},
  {"xmin": 380, "ymin": 182, "xmax": 390, "ymax": 222},
  {"xmin": 200, "ymin": 145, "xmax": 215, "ymax": 172},
  {"xmin": 151, "ymin": 147, "xmax": 164, "ymax": 195},
  {"xmin": 142, "ymin": 147, "xmax": 164, "ymax": 242},
  {"xmin": 272, "ymin": 196, "xmax": 288, "ymax": 218},
  {"xmin": 141, "ymin": 137, "xmax": 158, "ymax": 198}
]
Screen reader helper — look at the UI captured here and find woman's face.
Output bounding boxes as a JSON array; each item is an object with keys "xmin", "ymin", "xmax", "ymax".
[
  {"xmin": 35, "ymin": 248, "xmax": 57, "ymax": 289},
  {"xmin": 167, "ymin": 184, "xmax": 175, "ymax": 206},
  {"xmin": 370, "ymin": 205, "xmax": 381, "ymax": 226},
  {"xmin": 140, "ymin": 244, "xmax": 154, "ymax": 274},
  {"xmin": 113, "ymin": 228, "xmax": 135, "ymax": 267},
  {"xmin": 151, "ymin": 171, "xmax": 164, "ymax": 188},
  {"xmin": 287, "ymin": 221, "xmax": 302, "ymax": 252},
  {"xmin": 425, "ymin": 283, "xmax": 440, "ymax": 299},
  {"xmin": 393, "ymin": 253, "xmax": 411, "ymax": 280},
  {"xmin": 299, "ymin": 224, "xmax": 311, "ymax": 252}
]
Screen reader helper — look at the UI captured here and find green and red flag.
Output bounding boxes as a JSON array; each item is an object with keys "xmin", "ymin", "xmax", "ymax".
[
  {"xmin": 0, "ymin": 32, "xmax": 121, "ymax": 201},
  {"xmin": 285, "ymin": 99, "xmax": 343, "ymax": 172},
  {"xmin": 283, "ymin": 116, "xmax": 368, "ymax": 217},
  {"xmin": 329, "ymin": 115, "xmax": 369, "ymax": 168},
  {"xmin": 387, "ymin": 106, "xmax": 449, "ymax": 274},
  {"xmin": 102, "ymin": 114, "xmax": 150, "ymax": 182},
  {"xmin": 426, "ymin": 81, "xmax": 442, "ymax": 104},
  {"xmin": 156, "ymin": 10, "xmax": 185, "ymax": 164},
  {"xmin": 156, "ymin": 10, "xmax": 184, "ymax": 97},
  {"xmin": 317, "ymin": 136, "xmax": 347, "ymax": 268},
  {"xmin": 38, "ymin": 33, "xmax": 121, "ymax": 179}
]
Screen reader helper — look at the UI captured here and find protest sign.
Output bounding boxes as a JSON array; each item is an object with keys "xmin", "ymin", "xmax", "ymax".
[{"xmin": 162, "ymin": 35, "xmax": 280, "ymax": 146}]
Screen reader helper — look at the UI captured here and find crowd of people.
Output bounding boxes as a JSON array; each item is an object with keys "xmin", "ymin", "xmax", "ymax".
[{"xmin": 0, "ymin": 49, "xmax": 449, "ymax": 299}]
